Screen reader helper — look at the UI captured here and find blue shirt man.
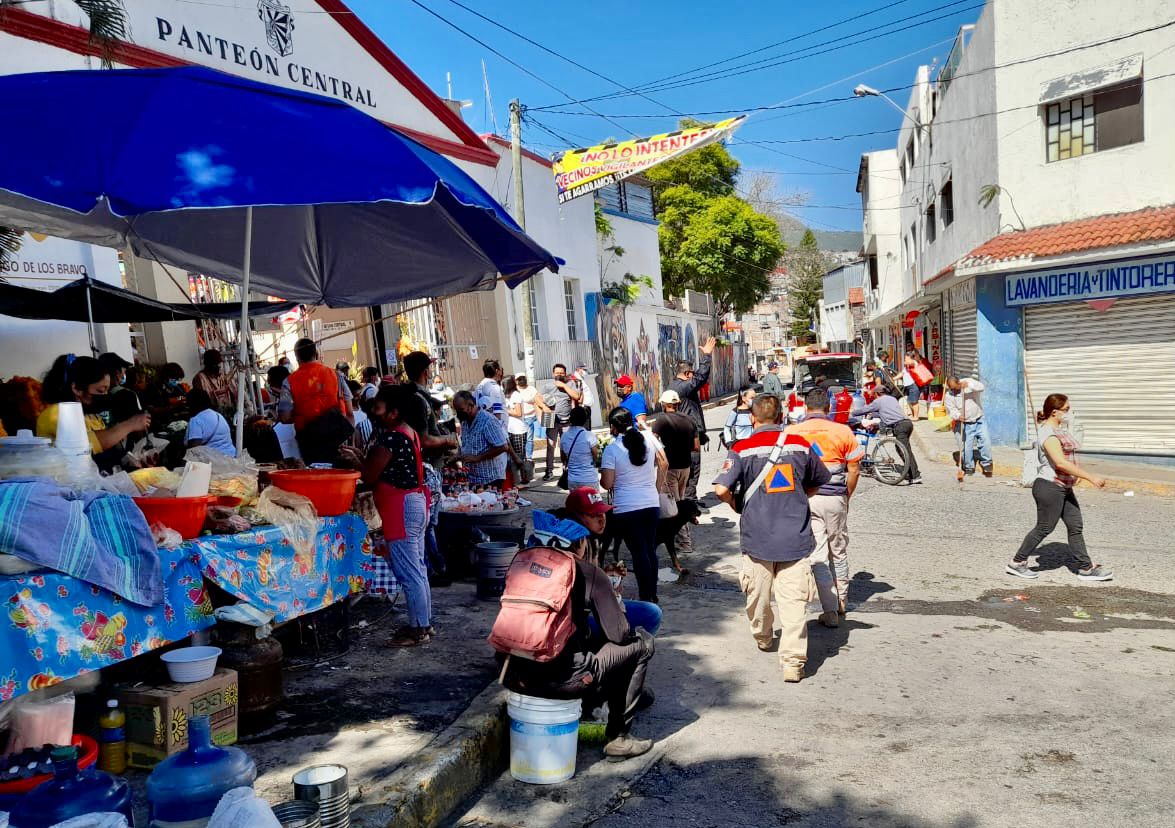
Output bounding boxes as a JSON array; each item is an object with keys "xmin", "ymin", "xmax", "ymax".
[{"xmin": 615, "ymin": 374, "xmax": 648, "ymax": 427}]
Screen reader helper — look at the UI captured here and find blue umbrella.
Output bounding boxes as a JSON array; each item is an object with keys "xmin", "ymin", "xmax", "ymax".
[
  {"xmin": 0, "ymin": 66, "xmax": 559, "ymax": 445},
  {"xmin": 0, "ymin": 66, "xmax": 557, "ymax": 304}
]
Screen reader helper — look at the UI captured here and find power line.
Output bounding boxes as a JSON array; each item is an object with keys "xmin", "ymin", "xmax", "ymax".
[
  {"xmin": 434, "ymin": 0, "xmax": 680, "ymax": 117},
  {"xmin": 403, "ymin": 0, "xmax": 641, "ymax": 139},
  {"xmin": 531, "ymin": 0, "xmax": 982, "ymax": 108},
  {"xmin": 534, "ymin": 18, "xmax": 1175, "ymax": 118},
  {"xmin": 603, "ymin": 0, "xmax": 921, "ymax": 96}
]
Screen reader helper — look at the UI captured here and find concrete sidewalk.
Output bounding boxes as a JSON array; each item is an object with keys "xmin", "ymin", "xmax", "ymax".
[{"xmin": 910, "ymin": 417, "xmax": 1175, "ymax": 496}]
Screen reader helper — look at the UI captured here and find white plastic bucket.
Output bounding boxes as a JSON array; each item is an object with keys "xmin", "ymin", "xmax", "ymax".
[{"xmin": 506, "ymin": 693, "xmax": 581, "ymax": 785}]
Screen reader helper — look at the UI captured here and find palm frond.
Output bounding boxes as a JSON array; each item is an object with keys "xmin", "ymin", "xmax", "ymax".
[
  {"xmin": 76, "ymin": 0, "xmax": 128, "ymax": 68},
  {"xmin": 1, "ymin": 225, "xmax": 21, "ymax": 272}
]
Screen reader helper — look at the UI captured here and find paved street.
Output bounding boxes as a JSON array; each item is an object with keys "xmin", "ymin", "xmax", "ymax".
[{"xmin": 452, "ymin": 405, "xmax": 1175, "ymax": 828}]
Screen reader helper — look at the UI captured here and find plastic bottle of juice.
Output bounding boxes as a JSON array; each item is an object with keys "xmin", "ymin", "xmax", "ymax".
[{"xmin": 97, "ymin": 698, "xmax": 127, "ymax": 774}]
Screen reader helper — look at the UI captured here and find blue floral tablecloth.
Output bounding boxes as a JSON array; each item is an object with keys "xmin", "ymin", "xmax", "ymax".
[
  {"xmin": 189, "ymin": 514, "xmax": 372, "ymax": 623},
  {"xmin": 1, "ymin": 514, "xmax": 373, "ymax": 700},
  {"xmin": 1, "ymin": 546, "xmax": 213, "ymax": 701}
]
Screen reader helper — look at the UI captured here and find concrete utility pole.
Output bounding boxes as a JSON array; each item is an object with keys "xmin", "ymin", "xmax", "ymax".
[{"xmin": 509, "ymin": 98, "xmax": 537, "ymax": 381}]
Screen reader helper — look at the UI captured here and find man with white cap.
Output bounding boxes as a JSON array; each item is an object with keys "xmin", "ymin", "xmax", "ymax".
[{"xmin": 652, "ymin": 390, "xmax": 699, "ymax": 505}]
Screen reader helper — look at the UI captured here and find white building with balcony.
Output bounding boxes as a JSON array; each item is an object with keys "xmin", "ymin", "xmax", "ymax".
[{"xmin": 856, "ymin": 0, "xmax": 1175, "ymax": 459}]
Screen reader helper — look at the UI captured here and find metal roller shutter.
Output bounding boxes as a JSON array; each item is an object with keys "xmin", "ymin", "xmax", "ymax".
[
  {"xmin": 949, "ymin": 307, "xmax": 978, "ymax": 379},
  {"xmin": 1023, "ymin": 295, "xmax": 1175, "ymax": 454}
]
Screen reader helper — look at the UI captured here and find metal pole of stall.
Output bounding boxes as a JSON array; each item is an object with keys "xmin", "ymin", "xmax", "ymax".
[{"xmin": 235, "ymin": 206, "xmax": 254, "ymax": 450}]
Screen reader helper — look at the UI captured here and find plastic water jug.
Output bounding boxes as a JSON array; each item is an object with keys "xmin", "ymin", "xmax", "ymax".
[
  {"xmin": 146, "ymin": 715, "xmax": 256, "ymax": 827},
  {"xmin": 8, "ymin": 745, "xmax": 134, "ymax": 828}
]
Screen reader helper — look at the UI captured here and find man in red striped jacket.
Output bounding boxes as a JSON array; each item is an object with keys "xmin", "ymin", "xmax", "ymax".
[{"xmin": 713, "ymin": 393, "xmax": 831, "ymax": 683}]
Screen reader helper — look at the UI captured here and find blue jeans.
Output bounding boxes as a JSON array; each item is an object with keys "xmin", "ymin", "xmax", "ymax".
[
  {"xmin": 962, "ymin": 419, "xmax": 993, "ymax": 471},
  {"xmin": 388, "ymin": 492, "xmax": 431, "ymax": 628},
  {"xmin": 587, "ymin": 599, "xmax": 662, "ymax": 637},
  {"xmin": 523, "ymin": 415, "xmax": 543, "ymax": 460}
]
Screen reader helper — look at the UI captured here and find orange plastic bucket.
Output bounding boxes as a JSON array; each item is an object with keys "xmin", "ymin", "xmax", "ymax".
[
  {"xmin": 134, "ymin": 495, "xmax": 214, "ymax": 539},
  {"xmin": 267, "ymin": 469, "xmax": 360, "ymax": 516}
]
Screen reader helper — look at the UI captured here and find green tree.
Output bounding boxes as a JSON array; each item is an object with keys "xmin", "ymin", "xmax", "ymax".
[
  {"xmin": 646, "ymin": 120, "xmax": 783, "ymax": 316},
  {"xmin": 785, "ymin": 229, "xmax": 831, "ymax": 340}
]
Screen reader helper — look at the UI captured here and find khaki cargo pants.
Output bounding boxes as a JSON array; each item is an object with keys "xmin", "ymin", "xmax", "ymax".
[{"xmin": 740, "ymin": 554, "xmax": 814, "ymax": 668}]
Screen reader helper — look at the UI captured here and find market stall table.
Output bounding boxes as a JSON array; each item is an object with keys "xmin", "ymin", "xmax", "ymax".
[
  {"xmin": 190, "ymin": 513, "xmax": 372, "ymax": 623},
  {"xmin": 1, "ymin": 545, "xmax": 214, "ymax": 699}
]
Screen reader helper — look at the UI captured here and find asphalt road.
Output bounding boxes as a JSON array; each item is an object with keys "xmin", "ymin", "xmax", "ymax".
[{"xmin": 451, "ymin": 406, "xmax": 1175, "ymax": 828}]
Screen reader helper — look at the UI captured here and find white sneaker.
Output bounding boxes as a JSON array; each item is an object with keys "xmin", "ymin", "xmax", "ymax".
[
  {"xmin": 1005, "ymin": 561, "xmax": 1039, "ymax": 579},
  {"xmin": 782, "ymin": 664, "xmax": 805, "ymax": 683},
  {"xmin": 1077, "ymin": 564, "xmax": 1113, "ymax": 581}
]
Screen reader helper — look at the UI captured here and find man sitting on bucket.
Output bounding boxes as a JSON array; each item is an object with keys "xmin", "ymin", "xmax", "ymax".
[{"xmin": 490, "ymin": 510, "xmax": 656, "ymax": 761}]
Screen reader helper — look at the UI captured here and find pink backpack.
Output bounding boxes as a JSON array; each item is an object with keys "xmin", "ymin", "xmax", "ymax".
[{"xmin": 487, "ymin": 546, "xmax": 577, "ymax": 662}]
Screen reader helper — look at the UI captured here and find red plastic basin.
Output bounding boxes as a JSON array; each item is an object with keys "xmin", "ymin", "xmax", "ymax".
[
  {"xmin": 267, "ymin": 469, "xmax": 359, "ymax": 516},
  {"xmin": 134, "ymin": 495, "xmax": 214, "ymax": 539}
]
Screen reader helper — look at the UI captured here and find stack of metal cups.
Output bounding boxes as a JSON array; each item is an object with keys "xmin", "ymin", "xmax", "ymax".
[
  {"xmin": 293, "ymin": 764, "xmax": 350, "ymax": 828},
  {"xmin": 271, "ymin": 800, "xmax": 321, "ymax": 828}
]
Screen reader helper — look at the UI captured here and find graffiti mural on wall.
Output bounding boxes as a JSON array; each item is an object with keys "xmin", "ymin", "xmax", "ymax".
[
  {"xmin": 630, "ymin": 319, "xmax": 660, "ymax": 409},
  {"xmin": 657, "ymin": 316, "xmax": 683, "ymax": 396},
  {"xmin": 589, "ymin": 295, "xmax": 629, "ymax": 413},
  {"xmin": 586, "ymin": 292, "xmax": 744, "ymax": 413}
]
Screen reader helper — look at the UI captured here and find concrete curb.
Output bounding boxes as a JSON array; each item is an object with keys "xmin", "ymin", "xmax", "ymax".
[
  {"xmin": 351, "ymin": 684, "xmax": 508, "ymax": 828},
  {"xmin": 910, "ymin": 425, "xmax": 1175, "ymax": 497}
]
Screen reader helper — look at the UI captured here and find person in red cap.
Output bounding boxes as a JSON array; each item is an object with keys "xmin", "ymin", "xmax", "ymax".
[{"xmin": 614, "ymin": 375, "xmax": 648, "ymax": 428}]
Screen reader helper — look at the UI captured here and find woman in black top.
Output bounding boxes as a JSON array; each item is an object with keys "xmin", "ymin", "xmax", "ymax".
[{"xmin": 502, "ymin": 520, "xmax": 655, "ymax": 761}]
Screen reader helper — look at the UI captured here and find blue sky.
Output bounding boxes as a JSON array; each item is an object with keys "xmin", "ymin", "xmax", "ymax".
[{"xmin": 349, "ymin": 0, "xmax": 983, "ymax": 232}]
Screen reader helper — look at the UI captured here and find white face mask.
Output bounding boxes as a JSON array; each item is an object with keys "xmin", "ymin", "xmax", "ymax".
[{"xmin": 1060, "ymin": 410, "xmax": 1073, "ymax": 425}]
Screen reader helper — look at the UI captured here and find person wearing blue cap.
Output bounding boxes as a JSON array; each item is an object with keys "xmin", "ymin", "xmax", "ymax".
[{"xmin": 501, "ymin": 510, "xmax": 657, "ymax": 761}]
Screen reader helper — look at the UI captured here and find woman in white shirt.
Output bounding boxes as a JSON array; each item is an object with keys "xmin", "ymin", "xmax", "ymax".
[
  {"xmin": 600, "ymin": 406, "xmax": 667, "ymax": 603},
  {"xmin": 503, "ymin": 377, "xmax": 530, "ymax": 479},
  {"xmin": 560, "ymin": 407, "xmax": 598, "ymax": 490},
  {"xmin": 185, "ymin": 388, "xmax": 236, "ymax": 457}
]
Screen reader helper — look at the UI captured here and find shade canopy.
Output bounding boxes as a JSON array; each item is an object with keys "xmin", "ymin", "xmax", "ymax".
[
  {"xmin": 0, "ymin": 277, "xmax": 297, "ymax": 323},
  {"xmin": 0, "ymin": 66, "xmax": 558, "ymax": 307}
]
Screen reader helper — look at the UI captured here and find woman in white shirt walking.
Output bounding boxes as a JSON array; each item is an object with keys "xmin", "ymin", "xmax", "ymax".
[
  {"xmin": 560, "ymin": 407, "xmax": 598, "ymax": 490},
  {"xmin": 601, "ymin": 407, "xmax": 668, "ymax": 603},
  {"xmin": 1007, "ymin": 393, "xmax": 1112, "ymax": 581}
]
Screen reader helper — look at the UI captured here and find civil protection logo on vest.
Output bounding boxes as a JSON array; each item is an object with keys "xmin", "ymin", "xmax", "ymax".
[
  {"xmin": 764, "ymin": 463, "xmax": 795, "ymax": 493},
  {"xmin": 258, "ymin": 0, "xmax": 295, "ymax": 57}
]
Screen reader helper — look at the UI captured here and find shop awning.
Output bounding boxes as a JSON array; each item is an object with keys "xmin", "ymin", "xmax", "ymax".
[{"xmin": 0, "ymin": 277, "xmax": 297, "ymax": 323}]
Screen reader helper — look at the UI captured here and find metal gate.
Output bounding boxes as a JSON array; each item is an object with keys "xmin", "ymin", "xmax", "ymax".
[
  {"xmin": 1023, "ymin": 295, "xmax": 1175, "ymax": 454},
  {"xmin": 948, "ymin": 307, "xmax": 978, "ymax": 379}
]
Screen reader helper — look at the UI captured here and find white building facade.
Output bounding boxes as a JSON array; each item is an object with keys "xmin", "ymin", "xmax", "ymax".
[{"xmin": 857, "ymin": 0, "xmax": 1175, "ymax": 459}]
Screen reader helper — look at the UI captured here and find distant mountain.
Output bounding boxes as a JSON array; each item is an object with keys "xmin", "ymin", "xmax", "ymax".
[{"xmin": 772, "ymin": 214, "xmax": 863, "ymax": 254}]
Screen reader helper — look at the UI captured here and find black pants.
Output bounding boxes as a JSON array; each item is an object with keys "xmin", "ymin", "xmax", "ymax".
[
  {"xmin": 545, "ymin": 418, "xmax": 566, "ymax": 476},
  {"xmin": 1015, "ymin": 479, "xmax": 1092, "ymax": 569},
  {"xmin": 891, "ymin": 419, "xmax": 921, "ymax": 481},
  {"xmin": 613, "ymin": 506, "xmax": 661, "ymax": 602},
  {"xmin": 685, "ymin": 449, "xmax": 701, "ymax": 500},
  {"xmin": 508, "ymin": 631, "xmax": 655, "ymax": 740}
]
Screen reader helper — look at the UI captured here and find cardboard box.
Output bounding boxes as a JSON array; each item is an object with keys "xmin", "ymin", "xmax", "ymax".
[{"xmin": 120, "ymin": 668, "xmax": 239, "ymax": 769}]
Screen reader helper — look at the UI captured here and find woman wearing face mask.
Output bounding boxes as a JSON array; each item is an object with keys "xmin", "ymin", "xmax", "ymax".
[
  {"xmin": 1007, "ymin": 393, "xmax": 1112, "ymax": 582},
  {"xmin": 36, "ymin": 355, "xmax": 150, "ymax": 455}
]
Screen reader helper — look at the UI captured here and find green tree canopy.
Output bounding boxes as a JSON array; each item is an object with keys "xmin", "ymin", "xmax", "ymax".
[
  {"xmin": 785, "ymin": 229, "xmax": 831, "ymax": 340},
  {"xmin": 646, "ymin": 120, "xmax": 783, "ymax": 316}
]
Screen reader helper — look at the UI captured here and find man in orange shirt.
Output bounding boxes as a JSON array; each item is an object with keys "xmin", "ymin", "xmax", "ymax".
[
  {"xmin": 786, "ymin": 388, "xmax": 864, "ymax": 624},
  {"xmin": 280, "ymin": 338, "xmax": 354, "ymax": 464}
]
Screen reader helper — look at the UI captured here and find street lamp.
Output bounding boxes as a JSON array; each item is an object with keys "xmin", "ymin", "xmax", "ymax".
[{"xmin": 853, "ymin": 84, "xmax": 921, "ymax": 130}]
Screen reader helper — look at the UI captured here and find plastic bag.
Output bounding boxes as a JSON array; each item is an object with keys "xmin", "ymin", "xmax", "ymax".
[
  {"xmin": 184, "ymin": 447, "xmax": 259, "ymax": 505},
  {"xmin": 204, "ymin": 506, "xmax": 251, "ymax": 535},
  {"xmin": 207, "ymin": 787, "xmax": 281, "ymax": 828},
  {"xmin": 150, "ymin": 522, "xmax": 184, "ymax": 550},
  {"xmin": 4, "ymin": 692, "xmax": 75, "ymax": 753},
  {"xmin": 49, "ymin": 815, "xmax": 129, "ymax": 828},
  {"xmin": 256, "ymin": 486, "xmax": 318, "ymax": 559}
]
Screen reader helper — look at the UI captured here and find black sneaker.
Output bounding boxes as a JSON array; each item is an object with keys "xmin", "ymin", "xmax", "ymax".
[
  {"xmin": 1077, "ymin": 564, "xmax": 1113, "ymax": 581},
  {"xmin": 909, "ymin": 477, "xmax": 923, "ymax": 485},
  {"xmin": 1005, "ymin": 561, "xmax": 1039, "ymax": 579},
  {"xmin": 542, "ymin": 473, "xmax": 553, "ymax": 482},
  {"xmin": 982, "ymin": 466, "xmax": 994, "ymax": 478}
]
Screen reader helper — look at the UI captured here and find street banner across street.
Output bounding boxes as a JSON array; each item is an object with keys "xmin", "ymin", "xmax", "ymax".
[{"xmin": 552, "ymin": 116, "xmax": 746, "ymax": 204}]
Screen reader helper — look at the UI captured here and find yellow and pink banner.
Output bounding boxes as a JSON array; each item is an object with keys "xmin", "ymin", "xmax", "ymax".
[{"xmin": 552, "ymin": 116, "xmax": 746, "ymax": 204}]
